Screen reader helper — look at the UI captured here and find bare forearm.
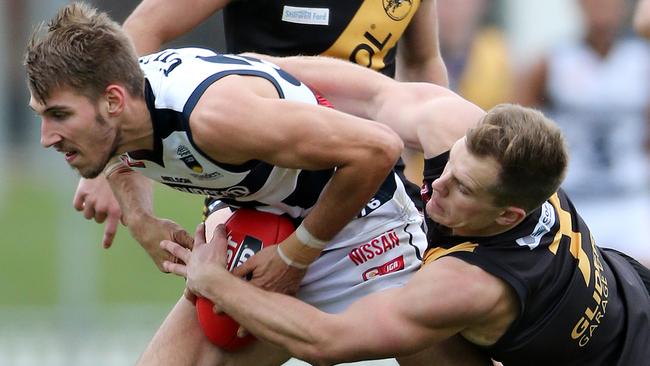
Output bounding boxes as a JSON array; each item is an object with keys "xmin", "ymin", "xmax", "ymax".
[
  {"xmin": 395, "ymin": 54, "xmax": 448, "ymax": 87},
  {"xmin": 107, "ymin": 170, "xmax": 154, "ymax": 226},
  {"xmin": 123, "ymin": 0, "xmax": 230, "ymax": 55},
  {"xmin": 303, "ymin": 162, "xmax": 394, "ymax": 241}
]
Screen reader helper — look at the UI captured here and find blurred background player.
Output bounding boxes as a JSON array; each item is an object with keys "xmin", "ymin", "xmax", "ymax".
[
  {"xmin": 437, "ymin": 0, "xmax": 514, "ymax": 111},
  {"xmin": 74, "ymin": 0, "xmax": 449, "ymax": 265},
  {"xmin": 634, "ymin": 0, "xmax": 650, "ymax": 39},
  {"xmin": 517, "ymin": 0, "xmax": 650, "ymax": 266}
]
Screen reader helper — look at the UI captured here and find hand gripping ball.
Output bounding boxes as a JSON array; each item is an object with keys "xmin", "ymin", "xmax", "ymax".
[{"xmin": 196, "ymin": 208, "xmax": 295, "ymax": 351}]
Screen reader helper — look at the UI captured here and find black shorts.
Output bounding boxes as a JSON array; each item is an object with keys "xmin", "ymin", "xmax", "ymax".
[{"xmin": 603, "ymin": 248, "xmax": 650, "ymax": 297}]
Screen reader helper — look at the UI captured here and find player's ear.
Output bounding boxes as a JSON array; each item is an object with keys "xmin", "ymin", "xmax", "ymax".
[
  {"xmin": 104, "ymin": 84, "xmax": 126, "ymax": 116},
  {"xmin": 495, "ymin": 206, "xmax": 526, "ymax": 226}
]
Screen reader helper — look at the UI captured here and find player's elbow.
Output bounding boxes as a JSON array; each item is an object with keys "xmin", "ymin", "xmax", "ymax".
[
  {"xmin": 373, "ymin": 126, "xmax": 404, "ymax": 170},
  {"xmin": 291, "ymin": 319, "xmax": 357, "ymax": 366},
  {"xmin": 291, "ymin": 344, "xmax": 337, "ymax": 366}
]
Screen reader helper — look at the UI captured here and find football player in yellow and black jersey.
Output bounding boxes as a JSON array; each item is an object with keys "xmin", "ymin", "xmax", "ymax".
[
  {"xmin": 161, "ymin": 55, "xmax": 650, "ymax": 365},
  {"xmin": 72, "ymin": 0, "xmax": 447, "ymax": 259}
]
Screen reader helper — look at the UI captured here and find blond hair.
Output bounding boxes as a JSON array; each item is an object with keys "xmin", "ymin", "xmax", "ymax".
[
  {"xmin": 466, "ymin": 104, "xmax": 568, "ymax": 212},
  {"xmin": 25, "ymin": 2, "xmax": 143, "ymax": 104}
]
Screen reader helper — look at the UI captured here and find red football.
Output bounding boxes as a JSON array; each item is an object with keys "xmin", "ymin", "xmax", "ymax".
[{"xmin": 195, "ymin": 208, "xmax": 295, "ymax": 351}]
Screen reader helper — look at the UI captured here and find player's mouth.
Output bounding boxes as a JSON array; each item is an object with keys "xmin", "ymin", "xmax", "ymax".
[
  {"xmin": 428, "ymin": 194, "xmax": 445, "ymax": 216},
  {"xmin": 63, "ymin": 150, "xmax": 78, "ymax": 163}
]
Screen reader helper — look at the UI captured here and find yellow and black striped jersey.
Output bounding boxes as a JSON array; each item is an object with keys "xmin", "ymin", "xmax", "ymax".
[
  {"xmin": 223, "ymin": 0, "xmax": 421, "ymax": 78},
  {"xmin": 421, "ymin": 153, "xmax": 650, "ymax": 366}
]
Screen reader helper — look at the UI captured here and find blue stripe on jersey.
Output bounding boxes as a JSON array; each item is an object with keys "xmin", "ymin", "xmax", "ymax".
[
  {"xmin": 133, "ymin": 80, "xmax": 188, "ymax": 166},
  {"xmin": 282, "ymin": 169, "xmax": 335, "ymax": 208},
  {"xmin": 182, "ymin": 69, "xmax": 286, "ymax": 120}
]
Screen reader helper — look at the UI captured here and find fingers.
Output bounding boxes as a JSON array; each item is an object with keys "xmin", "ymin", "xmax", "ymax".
[
  {"xmin": 212, "ymin": 302, "xmax": 224, "ymax": 315},
  {"xmin": 194, "ymin": 222, "xmax": 206, "ymax": 248},
  {"xmin": 102, "ymin": 215, "xmax": 119, "ymax": 249},
  {"xmin": 236, "ymin": 326, "xmax": 249, "ymax": 338},
  {"xmin": 82, "ymin": 201, "xmax": 96, "ymax": 220},
  {"xmin": 231, "ymin": 254, "xmax": 254, "ymax": 278},
  {"xmin": 73, "ymin": 190, "xmax": 87, "ymax": 212},
  {"xmin": 162, "ymin": 260, "xmax": 188, "ymax": 277},
  {"xmin": 172, "ymin": 229, "xmax": 194, "ymax": 250},
  {"xmin": 210, "ymin": 224, "xmax": 228, "ymax": 252},
  {"xmin": 161, "ymin": 240, "xmax": 191, "ymax": 265}
]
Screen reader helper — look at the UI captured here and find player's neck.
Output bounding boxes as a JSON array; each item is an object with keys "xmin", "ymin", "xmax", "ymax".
[{"xmin": 114, "ymin": 98, "xmax": 154, "ymax": 154}]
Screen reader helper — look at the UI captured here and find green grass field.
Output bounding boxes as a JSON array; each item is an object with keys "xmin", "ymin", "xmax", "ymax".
[{"xmin": 0, "ymin": 169, "xmax": 204, "ymax": 307}]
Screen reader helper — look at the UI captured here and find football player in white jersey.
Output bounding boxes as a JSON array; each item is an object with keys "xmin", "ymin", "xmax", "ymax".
[
  {"xmin": 24, "ymin": 3, "xmax": 471, "ymax": 366},
  {"xmin": 73, "ymin": 0, "xmax": 448, "ymax": 263}
]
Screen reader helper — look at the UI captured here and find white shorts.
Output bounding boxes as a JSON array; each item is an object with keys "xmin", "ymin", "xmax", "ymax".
[{"xmin": 296, "ymin": 178, "xmax": 427, "ymax": 313}]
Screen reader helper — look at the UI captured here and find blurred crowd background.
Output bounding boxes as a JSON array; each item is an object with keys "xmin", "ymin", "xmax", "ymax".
[{"xmin": 1, "ymin": 0, "xmax": 648, "ymax": 365}]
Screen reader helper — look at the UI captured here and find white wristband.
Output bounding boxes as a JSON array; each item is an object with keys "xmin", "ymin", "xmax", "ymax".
[
  {"xmin": 294, "ymin": 223, "xmax": 328, "ymax": 249},
  {"xmin": 276, "ymin": 245, "xmax": 309, "ymax": 270},
  {"xmin": 103, "ymin": 159, "xmax": 125, "ymax": 178}
]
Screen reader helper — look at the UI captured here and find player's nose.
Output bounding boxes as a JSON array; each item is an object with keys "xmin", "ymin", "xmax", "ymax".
[
  {"xmin": 431, "ymin": 175, "xmax": 449, "ymax": 197},
  {"xmin": 40, "ymin": 119, "xmax": 62, "ymax": 148}
]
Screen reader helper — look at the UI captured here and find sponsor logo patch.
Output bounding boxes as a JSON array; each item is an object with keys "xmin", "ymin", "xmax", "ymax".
[
  {"xmin": 362, "ymin": 256, "xmax": 405, "ymax": 281},
  {"xmin": 167, "ymin": 184, "xmax": 251, "ymax": 199},
  {"xmin": 161, "ymin": 176, "xmax": 192, "ymax": 184},
  {"xmin": 190, "ymin": 170, "xmax": 223, "ymax": 180},
  {"xmin": 226, "ymin": 235, "xmax": 263, "ymax": 275},
  {"xmin": 383, "ymin": 0, "xmax": 413, "ymax": 21},
  {"xmin": 177, "ymin": 145, "xmax": 204, "ymax": 173},
  {"xmin": 348, "ymin": 229, "xmax": 400, "ymax": 266},
  {"xmin": 516, "ymin": 201, "xmax": 555, "ymax": 250},
  {"xmin": 282, "ymin": 6, "xmax": 329, "ymax": 25}
]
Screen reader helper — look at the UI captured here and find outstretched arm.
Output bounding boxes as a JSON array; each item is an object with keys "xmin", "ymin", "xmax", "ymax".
[
  {"xmin": 254, "ymin": 54, "xmax": 484, "ymax": 157},
  {"xmin": 123, "ymin": 0, "xmax": 230, "ymax": 55},
  {"xmin": 162, "ymin": 224, "xmax": 508, "ymax": 365}
]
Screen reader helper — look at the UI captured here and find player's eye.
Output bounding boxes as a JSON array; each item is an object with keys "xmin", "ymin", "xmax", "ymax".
[
  {"xmin": 456, "ymin": 181, "xmax": 470, "ymax": 195},
  {"xmin": 50, "ymin": 111, "xmax": 68, "ymax": 120}
]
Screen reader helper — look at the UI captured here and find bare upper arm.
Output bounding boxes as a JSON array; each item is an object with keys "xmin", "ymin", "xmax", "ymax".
[{"xmin": 188, "ymin": 75, "xmax": 402, "ymax": 170}]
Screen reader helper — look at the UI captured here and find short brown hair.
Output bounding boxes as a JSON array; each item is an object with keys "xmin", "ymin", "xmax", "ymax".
[
  {"xmin": 24, "ymin": 2, "xmax": 143, "ymax": 104},
  {"xmin": 466, "ymin": 104, "xmax": 568, "ymax": 212}
]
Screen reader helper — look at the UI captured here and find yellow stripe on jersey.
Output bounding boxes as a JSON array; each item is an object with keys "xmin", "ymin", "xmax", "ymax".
[
  {"xmin": 547, "ymin": 193, "xmax": 592, "ymax": 286},
  {"xmin": 423, "ymin": 242, "xmax": 478, "ymax": 265},
  {"xmin": 322, "ymin": 0, "xmax": 420, "ymax": 71}
]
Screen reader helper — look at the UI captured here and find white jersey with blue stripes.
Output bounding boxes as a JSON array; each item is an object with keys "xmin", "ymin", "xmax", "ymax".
[
  {"xmin": 124, "ymin": 48, "xmax": 398, "ymax": 223},
  {"xmin": 123, "ymin": 49, "xmax": 427, "ymax": 310}
]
